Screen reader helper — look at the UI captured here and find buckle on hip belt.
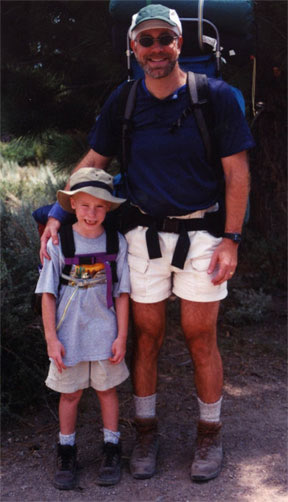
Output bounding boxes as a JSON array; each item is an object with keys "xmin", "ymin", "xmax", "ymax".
[{"xmin": 160, "ymin": 218, "xmax": 181, "ymax": 233}]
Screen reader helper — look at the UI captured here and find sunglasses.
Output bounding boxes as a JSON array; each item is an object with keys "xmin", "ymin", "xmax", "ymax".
[{"xmin": 137, "ymin": 34, "xmax": 178, "ymax": 48}]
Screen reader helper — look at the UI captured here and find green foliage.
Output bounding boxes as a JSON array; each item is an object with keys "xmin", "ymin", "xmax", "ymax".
[
  {"xmin": 2, "ymin": 1, "xmax": 125, "ymax": 138},
  {"xmin": 225, "ymin": 288, "xmax": 272, "ymax": 326},
  {"xmin": 0, "ymin": 137, "xmax": 48, "ymax": 166},
  {"xmin": 1, "ymin": 129, "xmax": 89, "ymax": 169},
  {"xmin": 1, "ymin": 201, "xmax": 48, "ymax": 418},
  {"xmin": 239, "ymin": 228, "xmax": 287, "ymax": 290},
  {"xmin": 0, "ymin": 164, "xmax": 66, "ymax": 420}
]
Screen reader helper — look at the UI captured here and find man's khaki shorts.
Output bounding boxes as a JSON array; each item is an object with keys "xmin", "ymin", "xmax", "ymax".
[
  {"xmin": 45, "ymin": 359, "xmax": 129, "ymax": 394},
  {"xmin": 125, "ymin": 226, "xmax": 228, "ymax": 303}
]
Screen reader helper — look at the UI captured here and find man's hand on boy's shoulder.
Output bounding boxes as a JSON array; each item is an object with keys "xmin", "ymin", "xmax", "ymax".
[{"xmin": 40, "ymin": 217, "xmax": 61, "ymax": 263}]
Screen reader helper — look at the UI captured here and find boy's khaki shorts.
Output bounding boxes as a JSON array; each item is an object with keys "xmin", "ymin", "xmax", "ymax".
[
  {"xmin": 125, "ymin": 226, "xmax": 228, "ymax": 303},
  {"xmin": 45, "ymin": 359, "xmax": 129, "ymax": 394}
]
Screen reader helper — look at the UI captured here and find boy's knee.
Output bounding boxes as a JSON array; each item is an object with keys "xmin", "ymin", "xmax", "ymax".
[{"xmin": 61, "ymin": 389, "xmax": 83, "ymax": 402}]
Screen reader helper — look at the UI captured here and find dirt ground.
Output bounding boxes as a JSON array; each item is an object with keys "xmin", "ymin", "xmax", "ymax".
[{"xmin": 1, "ymin": 292, "xmax": 287, "ymax": 502}]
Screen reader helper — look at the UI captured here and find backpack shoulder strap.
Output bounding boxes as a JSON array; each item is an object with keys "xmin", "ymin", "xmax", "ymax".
[
  {"xmin": 105, "ymin": 225, "xmax": 119, "ymax": 255},
  {"xmin": 121, "ymin": 79, "xmax": 141, "ymax": 174},
  {"xmin": 59, "ymin": 224, "xmax": 75, "ymax": 257},
  {"xmin": 104, "ymin": 224, "xmax": 119, "ymax": 283},
  {"xmin": 59, "ymin": 224, "xmax": 75, "ymax": 287},
  {"xmin": 187, "ymin": 71, "xmax": 212, "ymax": 164}
]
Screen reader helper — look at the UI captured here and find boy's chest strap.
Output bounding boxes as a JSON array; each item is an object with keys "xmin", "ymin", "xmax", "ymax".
[{"xmin": 60, "ymin": 253, "xmax": 117, "ymax": 308}]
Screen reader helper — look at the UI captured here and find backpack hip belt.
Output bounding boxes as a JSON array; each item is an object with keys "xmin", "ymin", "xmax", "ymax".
[{"xmin": 121, "ymin": 205, "xmax": 225, "ymax": 269}]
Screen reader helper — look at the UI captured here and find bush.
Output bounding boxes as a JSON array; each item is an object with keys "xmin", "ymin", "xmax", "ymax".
[
  {"xmin": 0, "ymin": 164, "xmax": 65, "ymax": 420},
  {"xmin": 224, "ymin": 288, "xmax": 272, "ymax": 326}
]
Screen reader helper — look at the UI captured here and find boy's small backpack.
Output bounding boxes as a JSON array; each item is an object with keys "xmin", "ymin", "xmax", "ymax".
[
  {"xmin": 58, "ymin": 223, "xmax": 119, "ymax": 309},
  {"xmin": 32, "ymin": 219, "xmax": 119, "ymax": 316}
]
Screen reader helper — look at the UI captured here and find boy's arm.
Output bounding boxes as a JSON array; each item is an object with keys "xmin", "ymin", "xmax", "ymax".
[
  {"xmin": 109, "ymin": 293, "xmax": 129, "ymax": 365},
  {"xmin": 42, "ymin": 293, "xmax": 67, "ymax": 373}
]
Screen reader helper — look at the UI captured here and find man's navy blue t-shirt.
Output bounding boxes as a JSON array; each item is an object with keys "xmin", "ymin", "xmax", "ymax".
[{"xmin": 88, "ymin": 77, "xmax": 254, "ymax": 218}]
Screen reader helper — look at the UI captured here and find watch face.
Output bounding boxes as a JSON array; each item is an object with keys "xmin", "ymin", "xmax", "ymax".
[{"xmin": 224, "ymin": 233, "xmax": 241, "ymax": 243}]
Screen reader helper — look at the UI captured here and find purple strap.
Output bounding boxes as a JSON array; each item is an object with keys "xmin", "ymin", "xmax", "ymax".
[
  {"xmin": 64, "ymin": 252, "xmax": 117, "ymax": 265},
  {"xmin": 64, "ymin": 253, "xmax": 117, "ymax": 308}
]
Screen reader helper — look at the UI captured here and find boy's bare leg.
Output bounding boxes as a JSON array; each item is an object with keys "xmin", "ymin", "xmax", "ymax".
[
  {"xmin": 59, "ymin": 389, "xmax": 83, "ymax": 434},
  {"xmin": 96, "ymin": 387, "xmax": 122, "ymax": 486},
  {"xmin": 96, "ymin": 387, "xmax": 119, "ymax": 432},
  {"xmin": 55, "ymin": 390, "xmax": 83, "ymax": 490}
]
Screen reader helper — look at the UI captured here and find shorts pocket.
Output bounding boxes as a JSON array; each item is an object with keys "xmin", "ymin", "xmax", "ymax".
[
  {"xmin": 190, "ymin": 255, "xmax": 211, "ymax": 272},
  {"xmin": 128, "ymin": 254, "xmax": 149, "ymax": 274},
  {"xmin": 127, "ymin": 254, "xmax": 149, "ymax": 297}
]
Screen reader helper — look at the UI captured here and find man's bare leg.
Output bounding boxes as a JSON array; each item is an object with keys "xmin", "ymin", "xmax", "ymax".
[
  {"xmin": 130, "ymin": 299, "xmax": 166, "ymax": 479},
  {"xmin": 181, "ymin": 299, "xmax": 224, "ymax": 481}
]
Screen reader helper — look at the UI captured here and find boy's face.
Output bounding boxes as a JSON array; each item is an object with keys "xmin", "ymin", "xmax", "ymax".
[{"xmin": 70, "ymin": 192, "xmax": 111, "ymax": 235}]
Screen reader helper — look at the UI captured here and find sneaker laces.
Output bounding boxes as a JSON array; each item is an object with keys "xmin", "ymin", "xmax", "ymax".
[
  {"xmin": 102, "ymin": 443, "xmax": 120, "ymax": 468},
  {"xmin": 57, "ymin": 445, "xmax": 76, "ymax": 471}
]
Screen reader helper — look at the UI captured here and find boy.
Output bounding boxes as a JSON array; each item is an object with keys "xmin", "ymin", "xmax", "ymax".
[{"xmin": 36, "ymin": 168, "xmax": 130, "ymax": 489}]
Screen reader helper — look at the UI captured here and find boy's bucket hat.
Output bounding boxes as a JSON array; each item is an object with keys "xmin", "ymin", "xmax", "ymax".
[
  {"xmin": 129, "ymin": 4, "xmax": 182, "ymax": 40},
  {"xmin": 57, "ymin": 168, "xmax": 126, "ymax": 213}
]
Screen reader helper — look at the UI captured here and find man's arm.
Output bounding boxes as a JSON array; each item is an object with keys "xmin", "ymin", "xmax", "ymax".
[
  {"xmin": 40, "ymin": 149, "xmax": 112, "ymax": 262},
  {"xmin": 208, "ymin": 150, "xmax": 250, "ymax": 285}
]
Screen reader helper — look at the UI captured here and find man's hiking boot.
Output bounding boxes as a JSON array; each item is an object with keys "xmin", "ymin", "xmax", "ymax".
[
  {"xmin": 191, "ymin": 421, "xmax": 223, "ymax": 482},
  {"xmin": 96, "ymin": 442, "xmax": 122, "ymax": 486},
  {"xmin": 54, "ymin": 444, "xmax": 77, "ymax": 490},
  {"xmin": 130, "ymin": 417, "xmax": 159, "ymax": 479}
]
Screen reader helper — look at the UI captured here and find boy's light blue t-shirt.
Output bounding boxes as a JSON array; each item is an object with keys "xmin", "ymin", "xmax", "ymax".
[{"xmin": 35, "ymin": 230, "xmax": 130, "ymax": 367}]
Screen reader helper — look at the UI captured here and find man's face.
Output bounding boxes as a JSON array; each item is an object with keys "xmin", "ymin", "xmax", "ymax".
[{"xmin": 131, "ymin": 28, "xmax": 183, "ymax": 79}]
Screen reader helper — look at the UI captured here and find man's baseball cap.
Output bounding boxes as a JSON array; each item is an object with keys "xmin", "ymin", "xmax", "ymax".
[{"xmin": 129, "ymin": 4, "xmax": 182, "ymax": 40}]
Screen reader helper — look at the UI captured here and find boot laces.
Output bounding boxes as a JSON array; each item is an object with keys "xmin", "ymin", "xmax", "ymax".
[{"xmin": 196, "ymin": 426, "xmax": 220, "ymax": 460}]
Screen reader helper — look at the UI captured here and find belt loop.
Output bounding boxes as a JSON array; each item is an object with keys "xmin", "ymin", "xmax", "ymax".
[
  {"xmin": 146, "ymin": 223, "xmax": 162, "ymax": 260},
  {"xmin": 171, "ymin": 222, "xmax": 191, "ymax": 269}
]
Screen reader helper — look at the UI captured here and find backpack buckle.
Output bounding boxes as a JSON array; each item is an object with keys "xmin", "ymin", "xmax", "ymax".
[{"xmin": 160, "ymin": 218, "xmax": 181, "ymax": 233}]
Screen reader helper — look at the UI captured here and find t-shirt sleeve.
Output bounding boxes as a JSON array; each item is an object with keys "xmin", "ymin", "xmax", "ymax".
[
  {"xmin": 209, "ymin": 79, "xmax": 255, "ymax": 158},
  {"xmin": 113, "ymin": 233, "xmax": 130, "ymax": 297},
  {"xmin": 35, "ymin": 238, "xmax": 63, "ymax": 297}
]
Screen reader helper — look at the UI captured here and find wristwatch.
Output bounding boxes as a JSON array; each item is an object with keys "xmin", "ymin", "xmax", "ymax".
[{"xmin": 223, "ymin": 232, "xmax": 242, "ymax": 244}]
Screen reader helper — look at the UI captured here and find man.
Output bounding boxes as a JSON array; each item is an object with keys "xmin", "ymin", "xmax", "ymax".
[{"xmin": 41, "ymin": 4, "xmax": 254, "ymax": 482}]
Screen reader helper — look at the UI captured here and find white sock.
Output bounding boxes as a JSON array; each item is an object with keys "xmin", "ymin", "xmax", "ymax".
[
  {"xmin": 103, "ymin": 428, "xmax": 120, "ymax": 444},
  {"xmin": 59, "ymin": 432, "xmax": 76, "ymax": 446},
  {"xmin": 134, "ymin": 393, "xmax": 157, "ymax": 419},
  {"xmin": 197, "ymin": 396, "xmax": 223, "ymax": 423}
]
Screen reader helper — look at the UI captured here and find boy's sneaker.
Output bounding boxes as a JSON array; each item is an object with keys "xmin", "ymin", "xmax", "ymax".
[
  {"xmin": 54, "ymin": 444, "xmax": 77, "ymax": 490},
  {"xmin": 96, "ymin": 441, "xmax": 122, "ymax": 486}
]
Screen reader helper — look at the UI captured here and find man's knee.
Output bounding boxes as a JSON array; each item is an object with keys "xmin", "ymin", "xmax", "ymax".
[{"xmin": 132, "ymin": 301, "xmax": 166, "ymax": 355}]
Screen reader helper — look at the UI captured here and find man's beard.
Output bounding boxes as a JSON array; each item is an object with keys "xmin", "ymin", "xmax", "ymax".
[{"xmin": 137, "ymin": 57, "xmax": 177, "ymax": 79}]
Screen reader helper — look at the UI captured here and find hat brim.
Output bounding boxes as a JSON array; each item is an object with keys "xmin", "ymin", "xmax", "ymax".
[
  {"xmin": 130, "ymin": 20, "xmax": 181, "ymax": 40},
  {"xmin": 57, "ymin": 187, "xmax": 126, "ymax": 213}
]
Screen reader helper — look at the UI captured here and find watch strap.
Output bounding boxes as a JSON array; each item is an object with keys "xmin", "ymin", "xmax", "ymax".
[{"xmin": 223, "ymin": 232, "xmax": 242, "ymax": 243}]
